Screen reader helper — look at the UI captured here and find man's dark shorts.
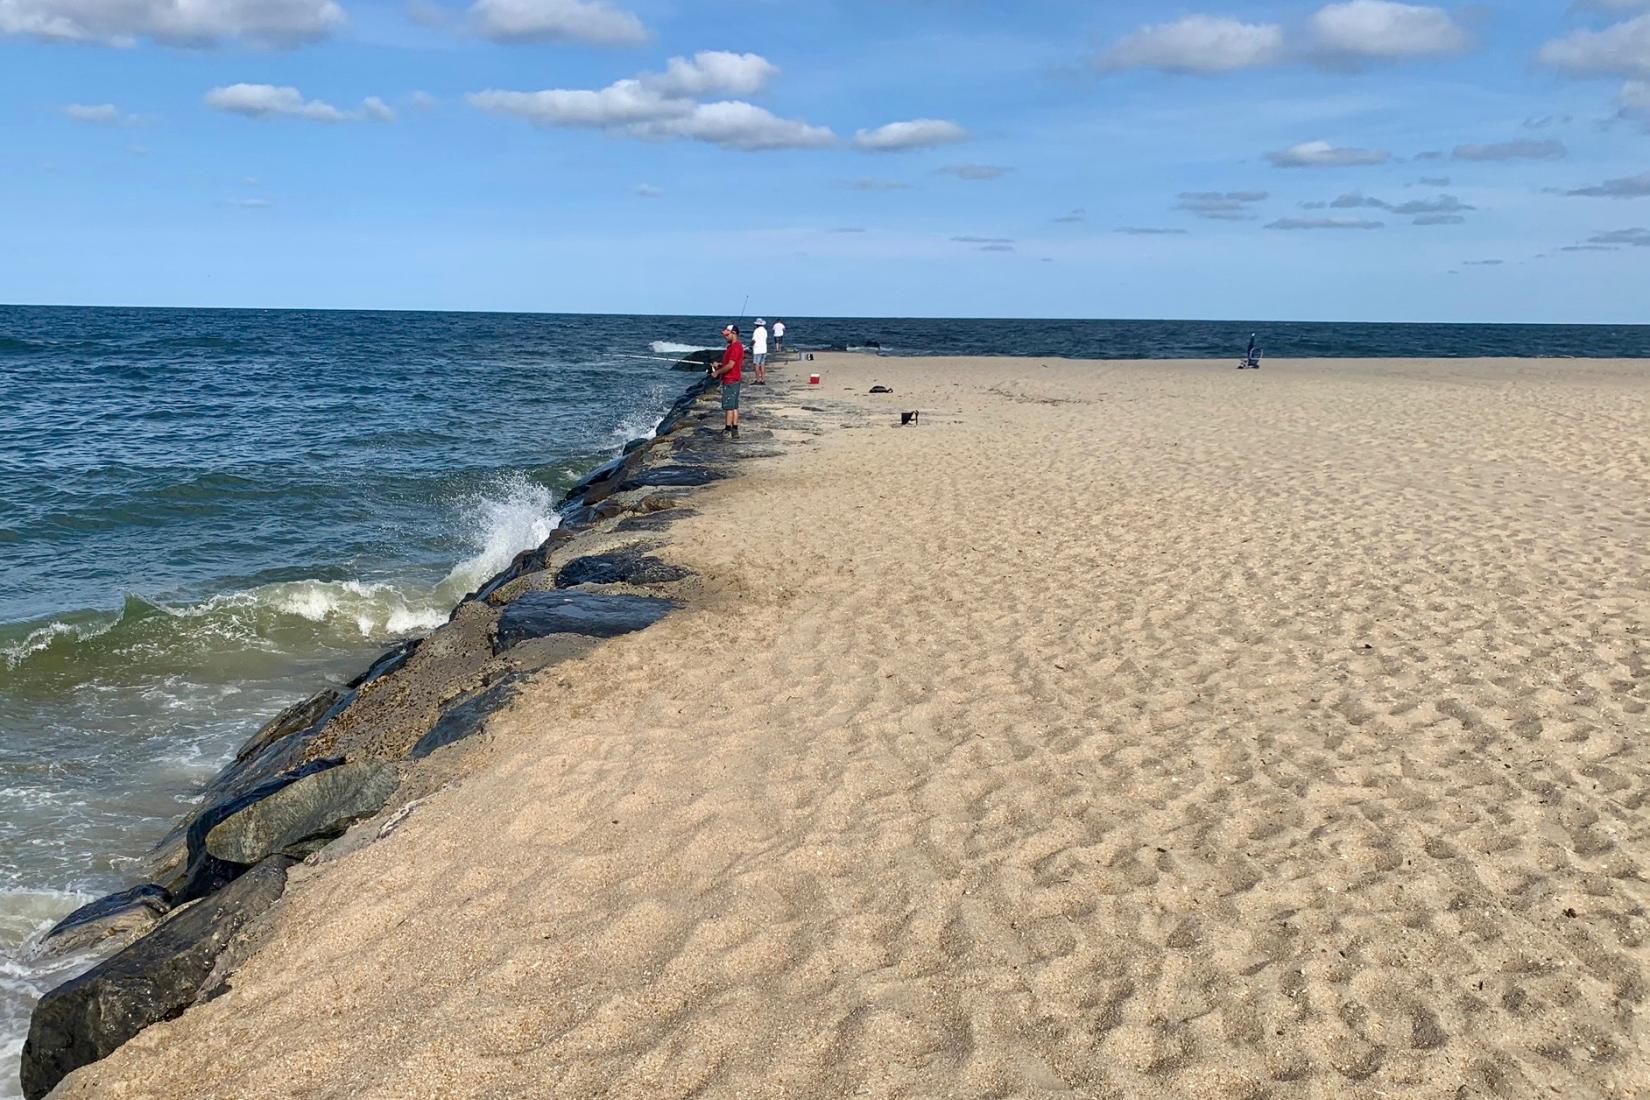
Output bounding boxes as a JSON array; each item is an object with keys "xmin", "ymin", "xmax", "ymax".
[{"xmin": 721, "ymin": 382, "xmax": 741, "ymax": 411}]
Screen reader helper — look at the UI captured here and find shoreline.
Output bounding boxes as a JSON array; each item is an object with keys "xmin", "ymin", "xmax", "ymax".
[
  {"xmin": 20, "ymin": 354, "xmax": 1650, "ymax": 1098},
  {"xmin": 14, "ymin": 364, "xmax": 743, "ymax": 1098}
]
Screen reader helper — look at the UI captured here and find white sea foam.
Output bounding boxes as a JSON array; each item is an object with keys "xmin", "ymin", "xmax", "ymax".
[
  {"xmin": 438, "ymin": 472, "xmax": 561, "ymax": 598},
  {"xmin": 0, "ymin": 619, "xmax": 111, "ymax": 670},
  {"xmin": 3, "ymin": 887, "xmax": 103, "ymax": 1100},
  {"xmin": 650, "ymin": 340, "xmax": 712, "ymax": 354}
]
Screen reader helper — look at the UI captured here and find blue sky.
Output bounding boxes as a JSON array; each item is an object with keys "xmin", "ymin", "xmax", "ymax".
[{"xmin": 2, "ymin": 0, "xmax": 1647, "ymax": 321}]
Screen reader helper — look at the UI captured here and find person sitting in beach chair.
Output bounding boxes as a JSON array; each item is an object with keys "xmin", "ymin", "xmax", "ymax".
[{"xmin": 1239, "ymin": 333, "xmax": 1262, "ymax": 370}]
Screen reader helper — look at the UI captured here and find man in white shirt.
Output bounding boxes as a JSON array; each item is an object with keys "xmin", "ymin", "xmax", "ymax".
[
  {"xmin": 751, "ymin": 319, "xmax": 769, "ymax": 385},
  {"xmin": 772, "ymin": 319, "xmax": 786, "ymax": 355}
]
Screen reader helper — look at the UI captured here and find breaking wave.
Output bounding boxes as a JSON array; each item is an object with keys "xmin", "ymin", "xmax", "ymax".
[{"xmin": 0, "ymin": 473, "xmax": 564, "ymax": 695}]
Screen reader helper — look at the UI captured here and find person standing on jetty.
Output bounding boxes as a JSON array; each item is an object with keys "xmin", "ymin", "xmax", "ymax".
[
  {"xmin": 752, "ymin": 319, "xmax": 769, "ymax": 385},
  {"xmin": 710, "ymin": 323, "xmax": 744, "ymax": 438},
  {"xmin": 773, "ymin": 318, "xmax": 786, "ymax": 355}
]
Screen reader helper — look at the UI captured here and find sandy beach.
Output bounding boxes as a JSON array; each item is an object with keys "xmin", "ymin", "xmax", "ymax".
[{"xmin": 51, "ymin": 354, "xmax": 1650, "ymax": 1099}]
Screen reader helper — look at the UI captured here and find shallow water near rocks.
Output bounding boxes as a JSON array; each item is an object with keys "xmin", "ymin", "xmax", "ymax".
[{"xmin": 0, "ymin": 306, "xmax": 726, "ymax": 1096}]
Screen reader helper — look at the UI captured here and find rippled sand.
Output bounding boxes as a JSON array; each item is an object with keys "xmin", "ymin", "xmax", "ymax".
[{"xmin": 59, "ymin": 356, "xmax": 1650, "ymax": 1098}]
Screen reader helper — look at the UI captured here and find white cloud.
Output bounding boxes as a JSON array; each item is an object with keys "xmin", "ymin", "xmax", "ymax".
[
  {"xmin": 0, "ymin": 0, "xmax": 343, "ymax": 46},
  {"xmin": 205, "ymin": 83, "xmax": 348, "ymax": 122},
  {"xmin": 635, "ymin": 183, "xmax": 663, "ymax": 198},
  {"xmin": 1539, "ymin": 14, "xmax": 1650, "ymax": 79},
  {"xmin": 468, "ymin": 0, "xmax": 645, "ymax": 45},
  {"xmin": 630, "ymin": 101, "xmax": 835, "ymax": 151},
  {"xmin": 467, "ymin": 80, "xmax": 683, "ymax": 127},
  {"xmin": 1452, "ymin": 140, "xmax": 1565, "ymax": 161},
  {"xmin": 853, "ymin": 118, "xmax": 970, "ymax": 152},
  {"xmin": 466, "ymin": 52, "xmax": 827, "ymax": 151},
  {"xmin": 644, "ymin": 51, "xmax": 777, "ymax": 98},
  {"xmin": 362, "ymin": 96, "xmax": 395, "ymax": 122},
  {"xmin": 1267, "ymin": 140, "xmax": 1391, "ymax": 167},
  {"xmin": 937, "ymin": 164, "xmax": 1011, "ymax": 180},
  {"xmin": 1096, "ymin": 15, "xmax": 1285, "ymax": 74},
  {"xmin": 1309, "ymin": 1, "xmax": 1470, "ymax": 60},
  {"xmin": 1117, "ymin": 226, "xmax": 1189, "ymax": 235},
  {"xmin": 62, "ymin": 102, "xmax": 140, "ymax": 125},
  {"xmin": 409, "ymin": 90, "xmax": 438, "ymax": 110},
  {"xmin": 1267, "ymin": 217, "xmax": 1384, "ymax": 229}
]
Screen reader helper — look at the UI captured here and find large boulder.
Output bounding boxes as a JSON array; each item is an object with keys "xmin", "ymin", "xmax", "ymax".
[
  {"xmin": 410, "ymin": 676, "xmax": 522, "ymax": 760},
  {"xmin": 494, "ymin": 591, "xmax": 676, "ymax": 652},
  {"xmin": 555, "ymin": 549, "xmax": 690, "ymax": 588},
  {"xmin": 231, "ymin": 685, "xmax": 341, "ymax": 766},
  {"xmin": 33, "ymin": 885, "xmax": 171, "ymax": 959},
  {"xmin": 618, "ymin": 465, "xmax": 724, "ymax": 491},
  {"xmin": 172, "ymin": 759, "xmax": 338, "ymax": 903},
  {"xmin": 20, "ymin": 857, "xmax": 294, "ymax": 1100},
  {"xmin": 203, "ymin": 761, "xmax": 400, "ymax": 865}
]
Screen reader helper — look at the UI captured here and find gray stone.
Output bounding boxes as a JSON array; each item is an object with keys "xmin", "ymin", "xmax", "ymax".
[
  {"xmin": 204, "ymin": 761, "xmax": 400, "ymax": 865},
  {"xmin": 345, "ymin": 637, "xmax": 422, "ymax": 689},
  {"xmin": 232, "ymin": 686, "xmax": 341, "ymax": 765},
  {"xmin": 495, "ymin": 591, "xmax": 676, "ymax": 651},
  {"xmin": 20, "ymin": 857, "xmax": 294, "ymax": 1100},
  {"xmin": 410, "ymin": 676, "xmax": 521, "ymax": 760},
  {"xmin": 618, "ymin": 465, "xmax": 724, "ymax": 490},
  {"xmin": 34, "ymin": 885, "xmax": 170, "ymax": 959},
  {"xmin": 555, "ymin": 549, "xmax": 690, "ymax": 588},
  {"xmin": 173, "ymin": 759, "xmax": 339, "ymax": 903}
]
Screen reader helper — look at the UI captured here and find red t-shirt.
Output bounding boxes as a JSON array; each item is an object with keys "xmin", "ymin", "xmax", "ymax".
[{"xmin": 720, "ymin": 340, "xmax": 744, "ymax": 383}]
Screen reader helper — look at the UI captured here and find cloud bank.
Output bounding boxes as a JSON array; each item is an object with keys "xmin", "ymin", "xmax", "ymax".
[
  {"xmin": 1096, "ymin": 2, "xmax": 1470, "ymax": 74},
  {"xmin": 468, "ymin": 0, "xmax": 646, "ymax": 46},
  {"xmin": 0, "ymin": 0, "xmax": 343, "ymax": 46}
]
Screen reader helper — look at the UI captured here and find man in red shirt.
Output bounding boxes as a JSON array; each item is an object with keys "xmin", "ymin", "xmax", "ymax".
[{"xmin": 709, "ymin": 323, "xmax": 744, "ymax": 438}]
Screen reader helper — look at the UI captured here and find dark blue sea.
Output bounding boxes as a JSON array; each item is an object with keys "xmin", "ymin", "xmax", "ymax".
[{"xmin": 2, "ymin": 306, "xmax": 1648, "ymax": 1093}]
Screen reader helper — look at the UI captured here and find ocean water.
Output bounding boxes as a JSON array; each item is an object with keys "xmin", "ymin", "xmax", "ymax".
[{"xmin": 2, "ymin": 306, "xmax": 1647, "ymax": 1094}]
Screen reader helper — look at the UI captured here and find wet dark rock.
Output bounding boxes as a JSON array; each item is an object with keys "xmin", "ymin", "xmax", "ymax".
[
  {"xmin": 232, "ymin": 686, "xmax": 341, "ymax": 765},
  {"xmin": 495, "ymin": 591, "xmax": 676, "ymax": 652},
  {"xmin": 152, "ymin": 724, "xmax": 346, "ymax": 888},
  {"xmin": 618, "ymin": 465, "xmax": 724, "ymax": 490},
  {"xmin": 613, "ymin": 508, "xmax": 698, "ymax": 534},
  {"xmin": 410, "ymin": 676, "xmax": 522, "ymax": 760},
  {"xmin": 35, "ymin": 886, "xmax": 171, "ymax": 959},
  {"xmin": 204, "ymin": 761, "xmax": 400, "ymax": 865},
  {"xmin": 470, "ymin": 534, "xmax": 571, "ymax": 605},
  {"xmin": 20, "ymin": 857, "xmax": 294, "ymax": 1100},
  {"xmin": 346, "ymin": 637, "xmax": 422, "ymax": 690},
  {"xmin": 562, "ymin": 455, "xmax": 629, "ymax": 505},
  {"xmin": 555, "ymin": 549, "xmax": 689, "ymax": 588},
  {"xmin": 870, "ymin": 385, "xmax": 893, "ymax": 394},
  {"xmin": 173, "ymin": 759, "xmax": 338, "ymax": 904}
]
